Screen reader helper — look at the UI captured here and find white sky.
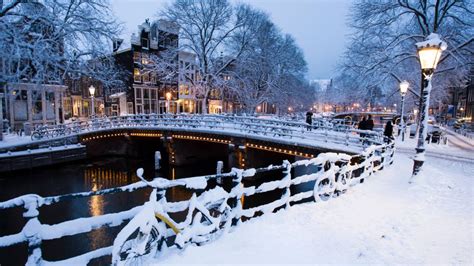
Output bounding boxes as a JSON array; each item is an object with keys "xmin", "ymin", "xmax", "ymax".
[{"xmin": 111, "ymin": 0, "xmax": 352, "ymax": 80}]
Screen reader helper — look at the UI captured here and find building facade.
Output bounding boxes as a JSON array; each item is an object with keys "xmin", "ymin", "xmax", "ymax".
[{"xmin": 109, "ymin": 19, "xmax": 179, "ymax": 115}]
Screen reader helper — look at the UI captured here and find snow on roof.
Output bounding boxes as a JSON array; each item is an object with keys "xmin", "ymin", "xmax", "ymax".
[
  {"xmin": 416, "ymin": 33, "xmax": 447, "ymax": 50},
  {"xmin": 109, "ymin": 92, "xmax": 126, "ymax": 98}
]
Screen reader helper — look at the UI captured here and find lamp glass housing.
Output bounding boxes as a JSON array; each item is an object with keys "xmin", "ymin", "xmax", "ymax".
[
  {"xmin": 417, "ymin": 47, "xmax": 442, "ymax": 70},
  {"xmin": 399, "ymin": 81, "xmax": 409, "ymax": 96},
  {"xmin": 88, "ymin": 85, "xmax": 96, "ymax": 96},
  {"xmin": 166, "ymin": 92, "xmax": 172, "ymax": 101}
]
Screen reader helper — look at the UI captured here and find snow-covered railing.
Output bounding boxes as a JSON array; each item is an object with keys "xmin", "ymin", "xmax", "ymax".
[
  {"xmin": 0, "ymin": 140, "xmax": 394, "ymax": 265},
  {"xmin": 28, "ymin": 114, "xmax": 383, "ymax": 149}
]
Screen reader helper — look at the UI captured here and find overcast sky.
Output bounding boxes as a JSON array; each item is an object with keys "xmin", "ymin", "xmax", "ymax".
[{"xmin": 111, "ymin": 0, "xmax": 351, "ymax": 80}]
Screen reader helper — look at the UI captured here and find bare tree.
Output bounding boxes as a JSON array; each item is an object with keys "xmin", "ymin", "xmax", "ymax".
[
  {"xmin": 0, "ymin": 0, "xmax": 125, "ymax": 91},
  {"xmin": 337, "ymin": 0, "xmax": 473, "ymax": 107},
  {"xmin": 161, "ymin": 0, "xmax": 258, "ymax": 113}
]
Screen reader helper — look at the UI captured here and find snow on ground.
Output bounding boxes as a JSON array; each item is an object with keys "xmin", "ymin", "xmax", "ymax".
[
  {"xmin": 396, "ymin": 130, "xmax": 474, "ymax": 162},
  {"xmin": 153, "ymin": 152, "xmax": 473, "ymax": 265},
  {"xmin": 0, "ymin": 133, "xmax": 31, "ymax": 148}
]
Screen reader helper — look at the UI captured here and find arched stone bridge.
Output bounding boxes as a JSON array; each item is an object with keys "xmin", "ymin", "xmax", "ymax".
[{"xmin": 0, "ymin": 114, "xmax": 383, "ymax": 170}]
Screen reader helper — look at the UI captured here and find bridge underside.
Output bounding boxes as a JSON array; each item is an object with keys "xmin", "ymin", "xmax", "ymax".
[
  {"xmin": 82, "ymin": 128, "xmax": 356, "ymax": 169},
  {"xmin": 0, "ymin": 128, "xmax": 358, "ymax": 172}
]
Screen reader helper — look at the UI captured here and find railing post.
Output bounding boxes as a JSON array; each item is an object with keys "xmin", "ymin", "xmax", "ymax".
[
  {"xmin": 345, "ymin": 129, "xmax": 349, "ymax": 146},
  {"xmin": 282, "ymin": 160, "xmax": 292, "ymax": 209},
  {"xmin": 216, "ymin": 161, "xmax": 224, "ymax": 185},
  {"xmin": 22, "ymin": 196, "xmax": 43, "ymax": 265},
  {"xmin": 229, "ymin": 168, "xmax": 243, "ymax": 227}
]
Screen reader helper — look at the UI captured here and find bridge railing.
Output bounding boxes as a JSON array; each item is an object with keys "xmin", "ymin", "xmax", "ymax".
[
  {"xmin": 30, "ymin": 114, "xmax": 383, "ymax": 149},
  {"xmin": 0, "ymin": 140, "xmax": 395, "ymax": 265}
]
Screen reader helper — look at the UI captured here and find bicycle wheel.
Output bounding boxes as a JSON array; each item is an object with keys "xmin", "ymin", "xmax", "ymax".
[
  {"xmin": 313, "ymin": 177, "xmax": 335, "ymax": 202},
  {"xmin": 116, "ymin": 224, "xmax": 164, "ymax": 266},
  {"xmin": 31, "ymin": 132, "xmax": 42, "ymax": 141}
]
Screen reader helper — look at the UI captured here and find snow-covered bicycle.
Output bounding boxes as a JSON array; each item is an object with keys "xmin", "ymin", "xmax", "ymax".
[{"xmin": 111, "ymin": 169, "xmax": 232, "ymax": 265}]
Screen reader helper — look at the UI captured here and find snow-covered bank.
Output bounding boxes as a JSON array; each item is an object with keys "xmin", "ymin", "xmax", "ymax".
[{"xmin": 153, "ymin": 152, "xmax": 473, "ymax": 265}]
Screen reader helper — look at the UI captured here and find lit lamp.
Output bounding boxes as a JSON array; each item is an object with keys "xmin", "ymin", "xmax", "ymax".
[
  {"xmin": 166, "ymin": 92, "xmax": 172, "ymax": 114},
  {"xmin": 412, "ymin": 33, "xmax": 447, "ymax": 176},
  {"xmin": 399, "ymin": 81, "xmax": 409, "ymax": 141},
  {"xmin": 89, "ymin": 85, "xmax": 96, "ymax": 118}
]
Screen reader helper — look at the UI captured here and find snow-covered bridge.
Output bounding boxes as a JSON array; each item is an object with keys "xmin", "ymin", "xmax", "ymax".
[{"xmin": 0, "ymin": 114, "xmax": 382, "ymax": 154}]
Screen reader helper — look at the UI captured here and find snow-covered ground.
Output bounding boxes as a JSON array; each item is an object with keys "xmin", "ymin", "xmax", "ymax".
[
  {"xmin": 396, "ymin": 130, "xmax": 474, "ymax": 162},
  {"xmin": 152, "ymin": 151, "xmax": 473, "ymax": 265},
  {"xmin": 0, "ymin": 133, "xmax": 31, "ymax": 148}
]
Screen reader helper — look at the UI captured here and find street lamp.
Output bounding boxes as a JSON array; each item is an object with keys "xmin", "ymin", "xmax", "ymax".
[
  {"xmin": 89, "ymin": 85, "xmax": 96, "ymax": 118},
  {"xmin": 399, "ymin": 81, "xmax": 409, "ymax": 141},
  {"xmin": 166, "ymin": 92, "xmax": 172, "ymax": 114},
  {"xmin": 412, "ymin": 33, "xmax": 447, "ymax": 176}
]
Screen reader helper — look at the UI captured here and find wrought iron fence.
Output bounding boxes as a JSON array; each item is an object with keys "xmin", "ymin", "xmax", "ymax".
[{"xmin": 0, "ymin": 138, "xmax": 394, "ymax": 265}]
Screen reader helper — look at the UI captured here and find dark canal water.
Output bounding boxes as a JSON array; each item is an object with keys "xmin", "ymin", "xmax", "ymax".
[{"xmin": 0, "ymin": 142, "xmax": 314, "ymax": 265}]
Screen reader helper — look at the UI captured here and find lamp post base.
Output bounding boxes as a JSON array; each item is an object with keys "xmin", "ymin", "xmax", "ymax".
[
  {"xmin": 412, "ymin": 159, "xmax": 424, "ymax": 176},
  {"xmin": 412, "ymin": 148, "xmax": 425, "ymax": 176}
]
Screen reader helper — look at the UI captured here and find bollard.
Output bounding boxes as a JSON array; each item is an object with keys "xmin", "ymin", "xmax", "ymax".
[{"xmin": 154, "ymin": 151, "xmax": 161, "ymax": 170}]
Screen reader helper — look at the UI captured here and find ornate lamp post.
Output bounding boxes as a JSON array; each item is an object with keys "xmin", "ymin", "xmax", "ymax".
[
  {"xmin": 166, "ymin": 92, "xmax": 172, "ymax": 114},
  {"xmin": 412, "ymin": 34, "xmax": 447, "ymax": 176},
  {"xmin": 399, "ymin": 81, "xmax": 409, "ymax": 141},
  {"xmin": 88, "ymin": 85, "xmax": 96, "ymax": 118}
]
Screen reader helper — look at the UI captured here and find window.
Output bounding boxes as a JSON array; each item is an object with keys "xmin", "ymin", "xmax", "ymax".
[
  {"xmin": 141, "ymin": 53, "xmax": 149, "ymax": 65},
  {"xmin": 133, "ymin": 52, "xmax": 140, "ymax": 63},
  {"xmin": 143, "ymin": 73, "xmax": 150, "ymax": 83},
  {"xmin": 141, "ymin": 37, "xmax": 149, "ymax": 49},
  {"xmin": 134, "ymin": 68, "xmax": 141, "ymax": 82},
  {"xmin": 32, "ymin": 90, "xmax": 42, "ymax": 120},
  {"xmin": 111, "ymin": 104, "xmax": 119, "ymax": 116}
]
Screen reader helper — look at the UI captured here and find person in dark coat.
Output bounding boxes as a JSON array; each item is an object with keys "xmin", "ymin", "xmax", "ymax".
[
  {"xmin": 366, "ymin": 115, "xmax": 375, "ymax": 131},
  {"xmin": 358, "ymin": 116, "xmax": 367, "ymax": 140},
  {"xmin": 358, "ymin": 116, "xmax": 367, "ymax": 131},
  {"xmin": 384, "ymin": 121, "xmax": 394, "ymax": 143},
  {"xmin": 306, "ymin": 111, "xmax": 313, "ymax": 131}
]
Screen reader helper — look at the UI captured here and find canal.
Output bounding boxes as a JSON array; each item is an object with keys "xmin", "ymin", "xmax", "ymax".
[{"xmin": 0, "ymin": 138, "xmax": 316, "ymax": 265}]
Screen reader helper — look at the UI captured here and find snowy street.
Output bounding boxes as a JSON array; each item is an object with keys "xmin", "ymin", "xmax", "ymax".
[{"xmin": 155, "ymin": 152, "xmax": 473, "ymax": 265}]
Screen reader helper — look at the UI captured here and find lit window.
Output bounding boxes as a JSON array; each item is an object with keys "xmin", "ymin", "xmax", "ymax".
[{"xmin": 134, "ymin": 68, "xmax": 141, "ymax": 82}]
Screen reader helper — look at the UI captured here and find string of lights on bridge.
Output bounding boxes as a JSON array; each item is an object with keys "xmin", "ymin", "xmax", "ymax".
[{"xmin": 81, "ymin": 132, "xmax": 315, "ymax": 159}]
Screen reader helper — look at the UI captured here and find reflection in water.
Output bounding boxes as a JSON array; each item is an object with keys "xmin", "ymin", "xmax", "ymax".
[
  {"xmin": 84, "ymin": 165, "xmax": 142, "ymax": 249},
  {"xmin": 84, "ymin": 168, "xmax": 137, "ymax": 191}
]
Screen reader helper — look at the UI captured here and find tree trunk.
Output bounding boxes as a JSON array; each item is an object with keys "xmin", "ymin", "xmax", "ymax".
[{"xmin": 202, "ymin": 99, "xmax": 208, "ymax": 114}]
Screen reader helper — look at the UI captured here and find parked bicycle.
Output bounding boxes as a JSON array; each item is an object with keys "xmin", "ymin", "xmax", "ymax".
[
  {"xmin": 51, "ymin": 124, "xmax": 71, "ymax": 138},
  {"xmin": 31, "ymin": 125, "xmax": 49, "ymax": 140},
  {"xmin": 112, "ymin": 169, "xmax": 232, "ymax": 265}
]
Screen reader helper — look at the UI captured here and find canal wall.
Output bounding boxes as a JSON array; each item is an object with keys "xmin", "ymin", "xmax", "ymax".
[{"xmin": 0, "ymin": 145, "xmax": 86, "ymax": 172}]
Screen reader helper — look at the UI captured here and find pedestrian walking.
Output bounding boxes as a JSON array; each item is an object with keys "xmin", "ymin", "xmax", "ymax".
[
  {"xmin": 358, "ymin": 116, "xmax": 367, "ymax": 141},
  {"xmin": 366, "ymin": 115, "xmax": 374, "ymax": 131},
  {"xmin": 384, "ymin": 121, "xmax": 394, "ymax": 143},
  {"xmin": 358, "ymin": 116, "xmax": 367, "ymax": 131},
  {"xmin": 306, "ymin": 111, "xmax": 313, "ymax": 131}
]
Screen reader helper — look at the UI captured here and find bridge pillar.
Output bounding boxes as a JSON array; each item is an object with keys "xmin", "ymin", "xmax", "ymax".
[
  {"xmin": 162, "ymin": 134, "xmax": 176, "ymax": 166},
  {"xmin": 228, "ymin": 139, "xmax": 247, "ymax": 169}
]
